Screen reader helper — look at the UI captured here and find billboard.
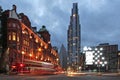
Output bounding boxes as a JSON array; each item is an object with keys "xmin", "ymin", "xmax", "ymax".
[{"xmin": 85, "ymin": 51, "xmax": 94, "ymax": 65}]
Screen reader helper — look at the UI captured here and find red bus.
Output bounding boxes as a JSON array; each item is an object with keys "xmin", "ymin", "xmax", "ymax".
[{"xmin": 11, "ymin": 59, "xmax": 56, "ymax": 75}]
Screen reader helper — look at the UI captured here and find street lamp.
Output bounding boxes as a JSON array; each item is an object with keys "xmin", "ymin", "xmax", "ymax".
[
  {"xmin": 97, "ymin": 61, "xmax": 100, "ymax": 74},
  {"xmin": 29, "ymin": 54, "xmax": 32, "ymax": 60},
  {"xmin": 36, "ymin": 56, "xmax": 38, "ymax": 59},
  {"xmin": 56, "ymin": 58, "xmax": 59, "ymax": 65},
  {"xmin": 21, "ymin": 51, "xmax": 25, "ymax": 73},
  {"xmin": 21, "ymin": 51, "xmax": 25, "ymax": 64},
  {"xmin": 38, "ymin": 48, "xmax": 42, "ymax": 52}
]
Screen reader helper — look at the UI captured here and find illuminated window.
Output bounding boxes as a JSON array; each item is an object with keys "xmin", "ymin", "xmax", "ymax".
[
  {"xmin": 23, "ymin": 39, "xmax": 29, "ymax": 46},
  {"xmin": 73, "ymin": 14, "xmax": 76, "ymax": 17},
  {"xmin": 41, "ymin": 43, "xmax": 43, "ymax": 46},
  {"xmin": 48, "ymin": 41, "xmax": 51, "ymax": 44},
  {"xmin": 25, "ymin": 41, "xmax": 27, "ymax": 45},
  {"xmin": 22, "ymin": 30, "xmax": 28, "ymax": 35},
  {"xmin": 9, "ymin": 34, "xmax": 11, "ymax": 40},
  {"xmin": 35, "ymin": 39, "xmax": 38, "ymax": 43},
  {"xmin": 73, "ymin": 43, "xmax": 76, "ymax": 45},
  {"xmin": 25, "ymin": 40, "xmax": 27, "ymax": 45},
  {"xmin": 17, "ymin": 36, "xmax": 19, "ymax": 42},
  {"xmin": 36, "ymin": 56, "xmax": 38, "ymax": 59},
  {"xmin": 30, "ymin": 36, "xmax": 32, "ymax": 39},
  {"xmin": 22, "ymin": 31, "xmax": 25, "ymax": 34},
  {"xmin": 12, "ymin": 32, "xmax": 16, "ymax": 41},
  {"xmin": 38, "ymin": 48, "xmax": 42, "ymax": 52},
  {"xmin": 44, "ymin": 46, "xmax": 47, "ymax": 49}
]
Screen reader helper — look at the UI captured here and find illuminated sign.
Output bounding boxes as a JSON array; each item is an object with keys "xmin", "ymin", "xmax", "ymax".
[{"xmin": 85, "ymin": 51, "xmax": 94, "ymax": 65}]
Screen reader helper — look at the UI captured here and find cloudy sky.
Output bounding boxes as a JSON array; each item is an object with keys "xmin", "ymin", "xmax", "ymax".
[{"xmin": 0, "ymin": 0, "xmax": 120, "ymax": 50}]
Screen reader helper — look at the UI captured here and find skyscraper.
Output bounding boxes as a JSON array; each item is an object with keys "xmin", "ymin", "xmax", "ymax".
[
  {"xmin": 67, "ymin": 3, "xmax": 81, "ymax": 71},
  {"xmin": 59, "ymin": 44, "xmax": 67, "ymax": 70}
]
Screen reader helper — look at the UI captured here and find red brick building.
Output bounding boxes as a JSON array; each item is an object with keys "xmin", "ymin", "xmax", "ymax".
[{"xmin": 0, "ymin": 5, "xmax": 60, "ymax": 73}]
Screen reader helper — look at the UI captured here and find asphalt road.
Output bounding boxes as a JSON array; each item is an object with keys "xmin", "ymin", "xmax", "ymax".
[{"xmin": 0, "ymin": 73, "xmax": 120, "ymax": 80}]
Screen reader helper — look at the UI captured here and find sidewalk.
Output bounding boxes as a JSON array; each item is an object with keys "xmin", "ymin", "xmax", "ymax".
[
  {"xmin": 83, "ymin": 72, "xmax": 120, "ymax": 76},
  {"xmin": 102, "ymin": 72, "xmax": 120, "ymax": 76}
]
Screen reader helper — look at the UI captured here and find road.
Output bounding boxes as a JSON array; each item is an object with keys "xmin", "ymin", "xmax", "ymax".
[{"xmin": 0, "ymin": 73, "xmax": 120, "ymax": 80}]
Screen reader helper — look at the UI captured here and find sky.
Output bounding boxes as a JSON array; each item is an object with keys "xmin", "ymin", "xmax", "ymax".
[{"xmin": 0, "ymin": 0, "xmax": 120, "ymax": 50}]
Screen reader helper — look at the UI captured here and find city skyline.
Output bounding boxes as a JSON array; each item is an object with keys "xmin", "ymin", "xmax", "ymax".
[{"xmin": 1, "ymin": 0, "xmax": 120, "ymax": 49}]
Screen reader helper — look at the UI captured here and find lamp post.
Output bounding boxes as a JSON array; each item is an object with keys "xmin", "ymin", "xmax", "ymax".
[
  {"xmin": 56, "ymin": 58, "xmax": 59, "ymax": 65},
  {"xmin": 98, "ymin": 61, "xmax": 101, "ymax": 74},
  {"xmin": 29, "ymin": 54, "xmax": 32, "ymax": 60},
  {"xmin": 21, "ymin": 51, "xmax": 25, "ymax": 63},
  {"xmin": 21, "ymin": 51, "xmax": 25, "ymax": 73}
]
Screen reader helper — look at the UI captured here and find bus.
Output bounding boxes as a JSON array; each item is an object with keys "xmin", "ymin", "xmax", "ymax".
[{"xmin": 11, "ymin": 59, "xmax": 56, "ymax": 75}]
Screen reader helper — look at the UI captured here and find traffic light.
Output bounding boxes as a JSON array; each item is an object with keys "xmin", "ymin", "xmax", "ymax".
[{"xmin": 20, "ymin": 63, "xmax": 24, "ymax": 67}]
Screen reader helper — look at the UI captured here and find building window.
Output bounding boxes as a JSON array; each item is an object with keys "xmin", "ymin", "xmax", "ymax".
[
  {"xmin": 17, "ymin": 36, "xmax": 19, "ymax": 42},
  {"xmin": 12, "ymin": 32, "xmax": 16, "ymax": 41},
  {"xmin": 73, "ymin": 43, "xmax": 76, "ymax": 46},
  {"xmin": 8, "ymin": 23, "xmax": 11, "ymax": 27},
  {"xmin": 17, "ymin": 24, "xmax": 20, "ymax": 29},
  {"xmin": 22, "ymin": 30, "xmax": 28, "ymax": 35},
  {"xmin": 35, "ymin": 39, "xmax": 38, "ymax": 43},
  {"xmin": 9, "ymin": 34, "xmax": 11, "ymax": 40},
  {"xmin": 13, "ymin": 23, "xmax": 16, "ymax": 27},
  {"xmin": 73, "ymin": 14, "xmax": 76, "ymax": 17},
  {"xmin": 23, "ymin": 40, "xmax": 25, "ymax": 45},
  {"xmin": 23, "ymin": 39, "xmax": 29, "ymax": 46}
]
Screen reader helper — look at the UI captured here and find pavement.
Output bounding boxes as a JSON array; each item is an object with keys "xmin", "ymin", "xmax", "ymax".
[
  {"xmin": 82, "ymin": 72, "xmax": 120, "ymax": 76},
  {"xmin": 66, "ymin": 71, "xmax": 120, "ymax": 76}
]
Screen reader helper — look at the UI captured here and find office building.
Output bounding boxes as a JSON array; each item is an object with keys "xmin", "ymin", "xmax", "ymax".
[
  {"xmin": 59, "ymin": 44, "xmax": 67, "ymax": 70},
  {"xmin": 83, "ymin": 43, "xmax": 118, "ymax": 72},
  {"xmin": 67, "ymin": 3, "xmax": 81, "ymax": 71}
]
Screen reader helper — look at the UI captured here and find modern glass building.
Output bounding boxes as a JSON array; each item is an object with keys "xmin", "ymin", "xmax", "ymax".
[
  {"xmin": 59, "ymin": 44, "xmax": 67, "ymax": 71},
  {"xmin": 67, "ymin": 3, "xmax": 81, "ymax": 71}
]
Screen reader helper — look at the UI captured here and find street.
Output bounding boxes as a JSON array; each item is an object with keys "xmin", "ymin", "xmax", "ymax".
[{"xmin": 0, "ymin": 73, "xmax": 120, "ymax": 80}]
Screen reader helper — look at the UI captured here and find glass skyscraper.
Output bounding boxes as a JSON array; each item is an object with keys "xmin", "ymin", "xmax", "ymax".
[{"xmin": 67, "ymin": 3, "xmax": 81, "ymax": 71}]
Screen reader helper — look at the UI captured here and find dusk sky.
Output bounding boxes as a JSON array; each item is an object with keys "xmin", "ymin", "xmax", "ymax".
[{"xmin": 0, "ymin": 0, "xmax": 120, "ymax": 50}]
